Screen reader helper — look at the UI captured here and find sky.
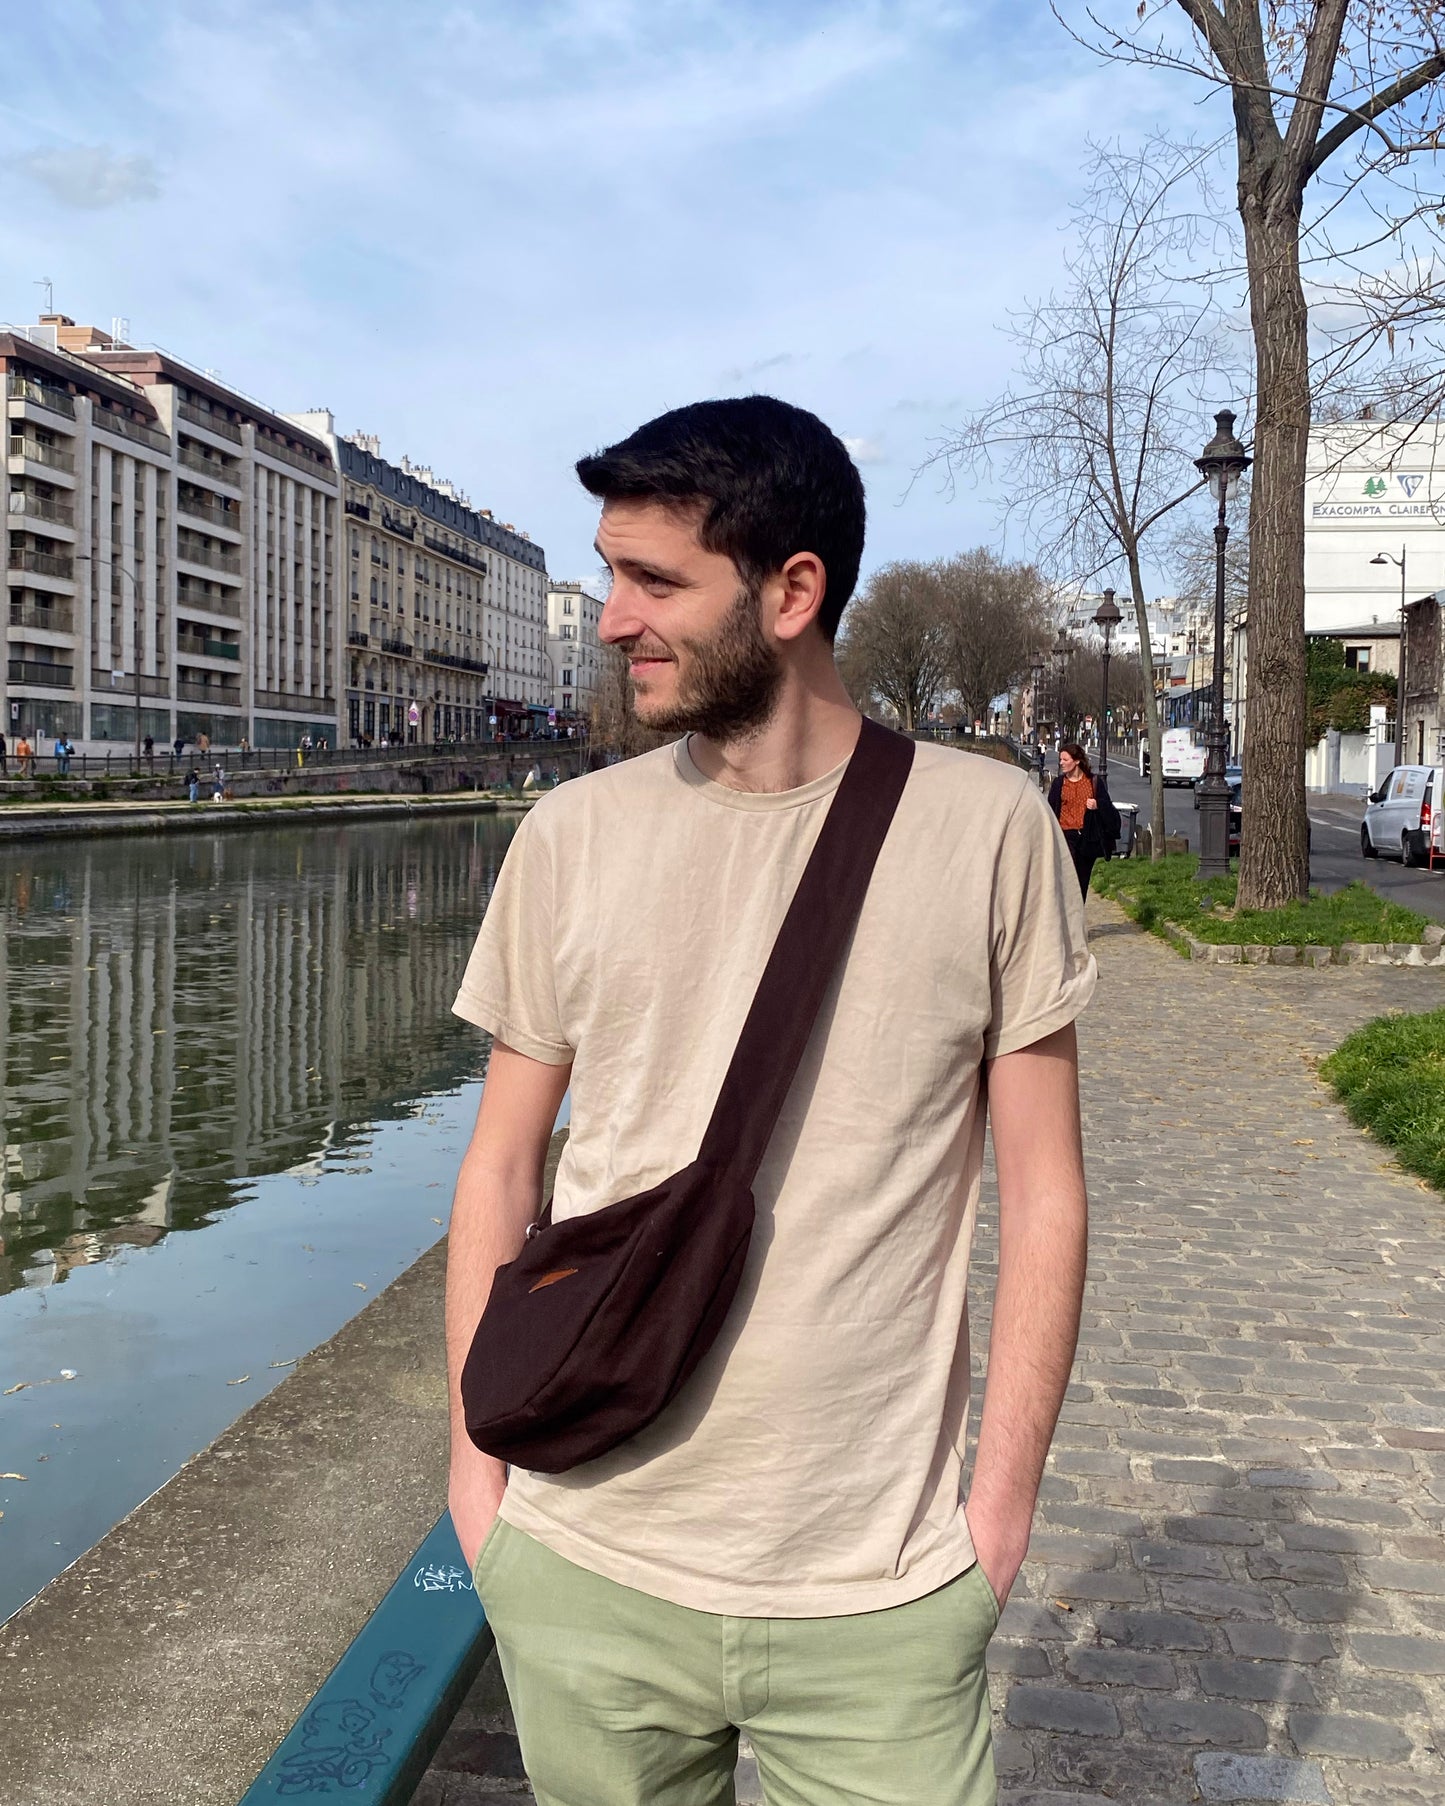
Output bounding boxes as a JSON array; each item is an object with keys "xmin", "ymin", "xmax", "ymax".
[{"xmin": 0, "ymin": 0, "xmax": 1205, "ymax": 588}]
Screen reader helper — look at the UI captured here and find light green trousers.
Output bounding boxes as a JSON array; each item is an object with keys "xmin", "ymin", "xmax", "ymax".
[{"xmin": 474, "ymin": 1520, "xmax": 999, "ymax": 1806}]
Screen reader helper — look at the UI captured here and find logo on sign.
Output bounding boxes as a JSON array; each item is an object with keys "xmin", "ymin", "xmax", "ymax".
[
  {"xmin": 1363, "ymin": 476, "xmax": 1387, "ymax": 497},
  {"xmin": 1398, "ymin": 473, "xmax": 1424, "ymax": 497}
]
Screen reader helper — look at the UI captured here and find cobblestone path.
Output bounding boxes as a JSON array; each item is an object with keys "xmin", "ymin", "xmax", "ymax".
[{"xmin": 419, "ymin": 898, "xmax": 1445, "ymax": 1805}]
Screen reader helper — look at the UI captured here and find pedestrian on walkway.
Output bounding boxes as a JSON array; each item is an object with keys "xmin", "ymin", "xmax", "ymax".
[
  {"xmin": 185, "ymin": 767, "xmax": 200, "ymax": 803},
  {"xmin": 198, "ymin": 732, "xmax": 210, "ymax": 760},
  {"xmin": 0, "ymin": 732, "xmax": 8, "ymax": 775},
  {"xmin": 54, "ymin": 735, "xmax": 73, "ymax": 776},
  {"xmin": 448, "ymin": 397, "xmax": 1096, "ymax": 1806},
  {"xmin": 1048, "ymin": 741, "xmax": 1120, "ymax": 899},
  {"xmin": 143, "ymin": 733, "xmax": 154, "ymax": 772},
  {"xmin": 16, "ymin": 735, "xmax": 35, "ymax": 778}
]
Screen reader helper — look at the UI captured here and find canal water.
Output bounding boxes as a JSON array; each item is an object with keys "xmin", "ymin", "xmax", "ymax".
[{"xmin": 0, "ymin": 812, "xmax": 526, "ymax": 1623}]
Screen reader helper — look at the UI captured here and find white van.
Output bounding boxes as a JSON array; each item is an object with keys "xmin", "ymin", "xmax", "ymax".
[
  {"xmin": 1361, "ymin": 764, "xmax": 1444, "ymax": 867},
  {"xmin": 1141, "ymin": 728, "xmax": 1208, "ymax": 787}
]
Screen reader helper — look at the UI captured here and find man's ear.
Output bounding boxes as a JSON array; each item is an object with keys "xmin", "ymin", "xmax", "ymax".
[{"xmin": 772, "ymin": 552, "xmax": 827, "ymax": 644}]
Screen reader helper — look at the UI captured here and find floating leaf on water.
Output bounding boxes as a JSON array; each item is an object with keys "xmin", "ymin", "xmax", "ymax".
[
  {"xmin": 3, "ymin": 1383, "xmax": 28, "ymax": 1395},
  {"xmin": 354, "ymin": 1282, "xmax": 368, "ymax": 1291},
  {"xmin": 0, "ymin": 1473, "xmax": 27, "ymax": 1481},
  {"xmin": 59, "ymin": 1370, "xmax": 77, "ymax": 1380},
  {"xmin": 226, "ymin": 1374, "xmax": 250, "ymax": 1385},
  {"xmin": 268, "ymin": 1358, "xmax": 297, "ymax": 1369}
]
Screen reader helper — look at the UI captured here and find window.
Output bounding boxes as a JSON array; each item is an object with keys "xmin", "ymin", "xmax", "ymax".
[
  {"xmin": 1344, "ymin": 646, "xmax": 1371, "ymax": 672},
  {"xmin": 562, "ymin": 668, "xmax": 573, "ymax": 686},
  {"xmin": 563, "ymin": 597, "xmax": 574, "ymax": 615}
]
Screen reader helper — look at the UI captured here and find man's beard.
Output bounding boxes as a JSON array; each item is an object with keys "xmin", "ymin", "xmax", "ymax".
[{"xmin": 631, "ymin": 581, "xmax": 783, "ymax": 743}]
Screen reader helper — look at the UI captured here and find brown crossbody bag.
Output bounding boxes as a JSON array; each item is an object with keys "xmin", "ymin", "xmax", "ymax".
[{"xmin": 461, "ymin": 718, "xmax": 915, "ymax": 1474}]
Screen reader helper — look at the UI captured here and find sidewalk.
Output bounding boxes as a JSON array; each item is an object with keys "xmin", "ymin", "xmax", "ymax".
[{"xmin": 424, "ymin": 897, "xmax": 1445, "ymax": 1805}]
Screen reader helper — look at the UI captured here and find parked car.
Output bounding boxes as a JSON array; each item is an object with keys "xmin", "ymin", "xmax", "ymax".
[
  {"xmin": 1193, "ymin": 761, "xmax": 1243, "ymax": 810},
  {"xmin": 1361, "ymin": 764, "xmax": 1444, "ymax": 867}
]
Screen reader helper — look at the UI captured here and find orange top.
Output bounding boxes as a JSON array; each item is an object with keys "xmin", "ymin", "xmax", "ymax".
[{"xmin": 1059, "ymin": 773, "xmax": 1094, "ymax": 831}]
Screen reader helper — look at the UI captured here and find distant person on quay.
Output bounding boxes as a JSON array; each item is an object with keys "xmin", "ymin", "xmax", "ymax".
[
  {"xmin": 16, "ymin": 735, "xmax": 34, "ymax": 777},
  {"xmin": 1048, "ymin": 741, "xmax": 1120, "ymax": 898},
  {"xmin": 186, "ymin": 767, "xmax": 200, "ymax": 803},
  {"xmin": 448, "ymin": 396, "xmax": 1095, "ymax": 1805},
  {"xmin": 0, "ymin": 731, "xmax": 7, "ymax": 775}
]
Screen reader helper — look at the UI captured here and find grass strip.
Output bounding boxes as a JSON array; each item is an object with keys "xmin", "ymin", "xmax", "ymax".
[
  {"xmin": 1320, "ymin": 1009, "xmax": 1445, "ymax": 1193},
  {"xmin": 1090, "ymin": 853, "xmax": 1429, "ymax": 948}
]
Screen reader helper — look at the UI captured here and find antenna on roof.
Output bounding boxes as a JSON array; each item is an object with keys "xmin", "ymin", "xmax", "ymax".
[{"xmin": 35, "ymin": 276, "xmax": 54, "ymax": 314}]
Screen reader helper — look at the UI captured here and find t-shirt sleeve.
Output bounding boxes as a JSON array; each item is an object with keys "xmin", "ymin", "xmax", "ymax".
[
  {"xmin": 452, "ymin": 807, "xmax": 574, "ymax": 1066},
  {"xmin": 984, "ymin": 779, "xmax": 1098, "ymax": 1059}
]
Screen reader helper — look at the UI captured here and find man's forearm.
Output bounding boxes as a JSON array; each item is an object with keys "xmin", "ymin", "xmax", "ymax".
[
  {"xmin": 444, "ymin": 1147, "xmax": 544, "ymax": 1561},
  {"xmin": 968, "ymin": 1024, "xmax": 1089, "ymax": 1596},
  {"xmin": 967, "ymin": 1185, "xmax": 1086, "ymax": 1541}
]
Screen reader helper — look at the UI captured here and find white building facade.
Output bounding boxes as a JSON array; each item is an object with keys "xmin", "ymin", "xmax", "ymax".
[
  {"xmin": 1304, "ymin": 420, "xmax": 1445, "ymax": 665},
  {"xmin": 545, "ymin": 579, "xmax": 602, "ymax": 722},
  {"xmin": 4, "ymin": 316, "xmax": 342, "ymax": 753}
]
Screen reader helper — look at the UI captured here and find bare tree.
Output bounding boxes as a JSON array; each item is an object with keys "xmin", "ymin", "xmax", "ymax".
[
  {"xmin": 836, "ymin": 562, "xmax": 952, "ymax": 730},
  {"xmin": 587, "ymin": 645, "xmax": 673, "ymax": 762},
  {"xmin": 1063, "ymin": 4, "xmax": 1445, "ymax": 904},
  {"xmin": 935, "ymin": 551, "xmax": 1053, "ymax": 733},
  {"xmin": 927, "ymin": 139, "xmax": 1239, "ymax": 857}
]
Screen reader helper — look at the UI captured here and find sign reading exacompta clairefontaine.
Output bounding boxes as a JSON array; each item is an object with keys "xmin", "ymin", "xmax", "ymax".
[{"xmin": 1304, "ymin": 423, "xmax": 1445, "ymax": 635}]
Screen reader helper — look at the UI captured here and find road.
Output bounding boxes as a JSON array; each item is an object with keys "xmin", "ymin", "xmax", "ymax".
[{"xmin": 1094, "ymin": 759, "xmax": 1445, "ymax": 924}]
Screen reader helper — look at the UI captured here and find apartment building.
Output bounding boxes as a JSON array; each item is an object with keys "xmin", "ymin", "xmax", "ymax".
[
  {"xmin": 3, "ymin": 315, "xmax": 341, "ymax": 753},
  {"xmin": 293, "ymin": 425, "xmax": 549, "ymax": 745},
  {"xmin": 545, "ymin": 578, "xmax": 602, "ymax": 722}
]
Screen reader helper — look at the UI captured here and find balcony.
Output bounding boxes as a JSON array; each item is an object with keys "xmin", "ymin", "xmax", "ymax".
[
  {"xmin": 8, "ymin": 436, "xmax": 75, "ymax": 474},
  {"xmin": 177, "ymin": 491, "xmax": 243, "ymax": 535},
  {"xmin": 179, "ymin": 447, "xmax": 244, "ymax": 490},
  {"xmin": 8, "ymin": 659, "xmax": 74, "ymax": 688},
  {"xmin": 92, "ymin": 408, "xmax": 170, "ymax": 455},
  {"xmin": 9, "ymin": 601, "xmax": 73, "ymax": 634},
  {"xmin": 422, "ymin": 533, "xmax": 487, "ymax": 575},
  {"xmin": 347, "ymin": 630, "xmax": 369, "ymax": 647},
  {"xmin": 8, "ymin": 547, "xmax": 74, "ymax": 581},
  {"xmin": 7, "ymin": 492, "xmax": 73, "ymax": 529},
  {"xmin": 178, "ymin": 400, "xmax": 242, "ymax": 444},
  {"xmin": 177, "ymin": 634, "xmax": 241, "ymax": 661},
  {"xmin": 381, "ymin": 510, "xmax": 414, "ymax": 540},
  {"xmin": 380, "ymin": 637, "xmax": 413, "ymax": 657},
  {"xmin": 176, "ymin": 582, "xmax": 241, "ymax": 619},
  {"xmin": 177, "ymin": 536, "xmax": 242, "ymax": 578},
  {"xmin": 427, "ymin": 650, "xmax": 489, "ymax": 676},
  {"xmin": 254, "ymin": 689, "xmax": 335, "ymax": 714},
  {"xmin": 254, "ymin": 436, "xmax": 332, "ymax": 481},
  {"xmin": 6, "ymin": 373, "xmax": 76, "ymax": 419},
  {"xmin": 177, "ymin": 678, "xmax": 242, "ymax": 706},
  {"xmin": 345, "ymin": 498, "xmax": 371, "ymax": 521}
]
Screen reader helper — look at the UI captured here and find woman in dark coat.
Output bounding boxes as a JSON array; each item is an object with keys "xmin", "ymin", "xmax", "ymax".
[{"xmin": 1048, "ymin": 742, "xmax": 1121, "ymax": 899}]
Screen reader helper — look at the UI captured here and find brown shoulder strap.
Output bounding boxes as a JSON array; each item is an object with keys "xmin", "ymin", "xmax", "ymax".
[{"xmin": 696, "ymin": 718, "xmax": 915, "ymax": 1188}]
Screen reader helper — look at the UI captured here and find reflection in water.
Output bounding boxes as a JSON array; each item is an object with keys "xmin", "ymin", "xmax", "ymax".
[
  {"xmin": 0, "ymin": 813, "xmax": 523, "ymax": 1623},
  {"xmin": 0, "ymin": 817, "xmax": 515, "ymax": 1291}
]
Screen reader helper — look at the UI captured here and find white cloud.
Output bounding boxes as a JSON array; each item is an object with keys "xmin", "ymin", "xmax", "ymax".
[
  {"xmin": 12, "ymin": 145, "xmax": 159, "ymax": 210},
  {"xmin": 843, "ymin": 434, "xmax": 888, "ymax": 464}
]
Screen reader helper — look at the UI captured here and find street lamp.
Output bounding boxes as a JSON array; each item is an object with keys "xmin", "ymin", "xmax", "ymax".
[
  {"xmin": 1370, "ymin": 546, "xmax": 1408, "ymax": 768},
  {"xmin": 1092, "ymin": 589, "xmax": 1123, "ymax": 783},
  {"xmin": 1051, "ymin": 629, "xmax": 1073, "ymax": 747},
  {"xmin": 1194, "ymin": 408, "xmax": 1252, "ymax": 880},
  {"xmin": 1029, "ymin": 654, "xmax": 1045, "ymax": 749}
]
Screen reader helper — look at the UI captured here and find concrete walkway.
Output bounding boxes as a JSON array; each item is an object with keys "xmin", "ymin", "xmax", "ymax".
[{"xmin": 422, "ymin": 899, "xmax": 1445, "ymax": 1805}]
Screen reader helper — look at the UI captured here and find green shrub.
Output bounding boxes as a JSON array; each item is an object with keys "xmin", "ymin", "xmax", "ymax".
[
  {"xmin": 1321, "ymin": 1010, "xmax": 1445, "ymax": 1193},
  {"xmin": 1091, "ymin": 854, "xmax": 1427, "ymax": 948}
]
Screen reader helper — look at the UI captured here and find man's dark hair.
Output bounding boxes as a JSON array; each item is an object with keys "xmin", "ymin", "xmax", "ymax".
[{"xmin": 576, "ymin": 396, "xmax": 865, "ymax": 640}]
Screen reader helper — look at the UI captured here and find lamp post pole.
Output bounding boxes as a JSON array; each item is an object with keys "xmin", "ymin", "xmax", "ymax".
[
  {"xmin": 1194, "ymin": 409, "xmax": 1251, "ymax": 881},
  {"xmin": 1370, "ymin": 546, "xmax": 1407, "ymax": 767},
  {"xmin": 1092, "ymin": 589, "xmax": 1122, "ymax": 784}
]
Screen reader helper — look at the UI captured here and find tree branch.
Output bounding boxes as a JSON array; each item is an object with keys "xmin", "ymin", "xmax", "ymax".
[
  {"xmin": 1279, "ymin": 0, "xmax": 1350, "ymax": 190},
  {"xmin": 1306, "ymin": 50, "xmax": 1445, "ymax": 178}
]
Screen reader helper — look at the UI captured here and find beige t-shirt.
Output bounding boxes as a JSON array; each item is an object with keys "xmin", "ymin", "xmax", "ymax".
[{"xmin": 453, "ymin": 733, "xmax": 1095, "ymax": 1617}]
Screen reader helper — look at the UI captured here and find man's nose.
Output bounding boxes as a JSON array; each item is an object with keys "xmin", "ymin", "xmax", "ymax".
[{"xmin": 598, "ymin": 581, "xmax": 645, "ymax": 647}]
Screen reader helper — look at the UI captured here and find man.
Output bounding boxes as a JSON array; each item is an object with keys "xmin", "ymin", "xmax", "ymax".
[
  {"xmin": 448, "ymin": 397, "xmax": 1094, "ymax": 1806},
  {"xmin": 16, "ymin": 734, "xmax": 34, "ymax": 778}
]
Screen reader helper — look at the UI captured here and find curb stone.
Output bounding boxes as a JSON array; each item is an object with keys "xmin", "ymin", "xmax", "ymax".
[{"xmin": 1180, "ymin": 930, "xmax": 1445, "ymax": 970}]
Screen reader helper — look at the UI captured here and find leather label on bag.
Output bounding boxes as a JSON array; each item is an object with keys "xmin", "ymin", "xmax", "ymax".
[{"xmin": 528, "ymin": 1268, "xmax": 580, "ymax": 1293}]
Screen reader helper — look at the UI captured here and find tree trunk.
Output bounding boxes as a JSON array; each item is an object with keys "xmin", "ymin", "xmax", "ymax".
[
  {"xmin": 1125, "ymin": 543, "xmax": 1167, "ymax": 859},
  {"xmin": 1237, "ymin": 167, "xmax": 1311, "ymax": 907}
]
